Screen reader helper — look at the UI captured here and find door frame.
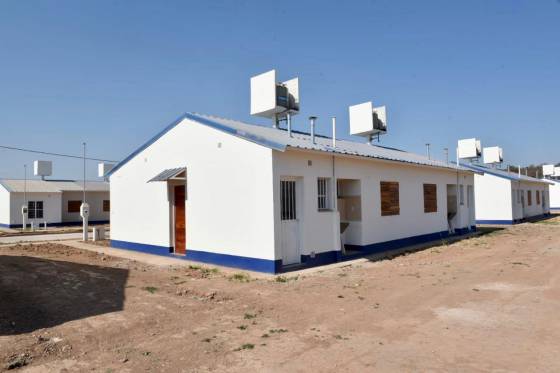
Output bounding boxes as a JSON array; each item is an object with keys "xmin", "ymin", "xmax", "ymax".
[{"xmin": 279, "ymin": 177, "xmax": 302, "ymax": 265}]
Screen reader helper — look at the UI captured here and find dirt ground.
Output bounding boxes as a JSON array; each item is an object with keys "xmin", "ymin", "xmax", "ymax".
[{"xmin": 1, "ymin": 217, "xmax": 560, "ymax": 372}]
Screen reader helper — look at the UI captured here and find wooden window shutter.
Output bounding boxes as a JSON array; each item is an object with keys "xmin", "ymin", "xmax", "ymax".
[
  {"xmin": 423, "ymin": 184, "xmax": 437, "ymax": 213},
  {"xmin": 68, "ymin": 200, "xmax": 81, "ymax": 213},
  {"xmin": 527, "ymin": 191, "xmax": 532, "ymax": 206},
  {"xmin": 380, "ymin": 181, "xmax": 400, "ymax": 216}
]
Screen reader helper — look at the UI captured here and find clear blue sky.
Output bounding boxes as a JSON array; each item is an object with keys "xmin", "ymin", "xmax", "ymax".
[{"xmin": 1, "ymin": 0, "xmax": 559, "ymax": 179}]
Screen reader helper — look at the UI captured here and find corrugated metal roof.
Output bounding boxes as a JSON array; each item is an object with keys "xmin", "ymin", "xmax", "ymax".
[
  {"xmin": 148, "ymin": 168, "xmax": 186, "ymax": 182},
  {"xmin": 108, "ymin": 112, "xmax": 475, "ymax": 176},
  {"xmin": 0, "ymin": 179, "xmax": 110, "ymax": 193},
  {"xmin": 461, "ymin": 163, "xmax": 554, "ymax": 185}
]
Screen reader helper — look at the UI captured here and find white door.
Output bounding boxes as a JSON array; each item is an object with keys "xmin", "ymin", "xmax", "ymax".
[{"xmin": 280, "ymin": 179, "xmax": 300, "ymax": 265}]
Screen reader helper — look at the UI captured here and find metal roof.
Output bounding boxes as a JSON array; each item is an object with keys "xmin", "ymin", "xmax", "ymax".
[
  {"xmin": 148, "ymin": 168, "xmax": 186, "ymax": 182},
  {"xmin": 460, "ymin": 163, "xmax": 554, "ymax": 185},
  {"xmin": 108, "ymin": 112, "xmax": 476, "ymax": 176},
  {"xmin": 0, "ymin": 179, "xmax": 110, "ymax": 193}
]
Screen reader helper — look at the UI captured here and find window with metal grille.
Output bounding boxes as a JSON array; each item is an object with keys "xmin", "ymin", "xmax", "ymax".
[
  {"xmin": 317, "ymin": 178, "xmax": 331, "ymax": 211},
  {"xmin": 280, "ymin": 180, "xmax": 297, "ymax": 220},
  {"xmin": 536, "ymin": 190, "xmax": 540, "ymax": 205},
  {"xmin": 68, "ymin": 200, "xmax": 81, "ymax": 213},
  {"xmin": 380, "ymin": 181, "xmax": 400, "ymax": 216},
  {"xmin": 423, "ymin": 184, "xmax": 437, "ymax": 213},
  {"xmin": 103, "ymin": 200, "xmax": 110, "ymax": 212},
  {"xmin": 28, "ymin": 201, "xmax": 43, "ymax": 219}
]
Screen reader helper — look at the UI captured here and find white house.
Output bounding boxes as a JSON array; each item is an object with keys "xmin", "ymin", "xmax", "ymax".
[
  {"xmin": 108, "ymin": 113, "xmax": 477, "ymax": 273},
  {"xmin": 0, "ymin": 179, "xmax": 110, "ymax": 228},
  {"xmin": 460, "ymin": 163, "xmax": 551, "ymax": 225}
]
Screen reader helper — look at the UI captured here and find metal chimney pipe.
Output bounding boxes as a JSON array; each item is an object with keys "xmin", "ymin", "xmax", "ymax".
[
  {"xmin": 287, "ymin": 113, "xmax": 292, "ymax": 137},
  {"xmin": 331, "ymin": 117, "xmax": 336, "ymax": 147},
  {"xmin": 426, "ymin": 143, "xmax": 431, "ymax": 160},
  {"xmin": 309, "ymin": 116, "xmax": 317, "ymax": 144}
]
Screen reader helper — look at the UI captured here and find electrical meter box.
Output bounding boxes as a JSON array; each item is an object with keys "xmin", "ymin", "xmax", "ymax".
[
  {"xmin": 22, "ymin": 205, "xmax": 28, "ymax": 215},
  {"xmin": 80, "ymin": 203, "xmax": 90, "ymax": 219}
]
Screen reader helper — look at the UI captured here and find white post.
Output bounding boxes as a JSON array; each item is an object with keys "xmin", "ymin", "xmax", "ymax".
[
  {"xmin": 81, "ymin": 142, "xmax": 89, "ymax": 241},
  {"xmin": 43, "ymin": 221, "xmax": 47, "ymax": 231},
  {"xmin": 287, "ymin": 113, "xmax": 292, "ymax": 137},
  {"xmin": 518, "ymin": 165, "xmax": 521, "ymax": 178},
  {"xmin": 22, "ymin": 165, "xmax": 28, "ymax": 230},
  {"xmin": 331, "ymin": 117, "xmax": 336, "ymax": 147}
]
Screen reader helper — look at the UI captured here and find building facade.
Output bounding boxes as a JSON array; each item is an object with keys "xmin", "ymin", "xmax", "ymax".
[
  {"xmin": 0, "ymin": 180, "xmax": 110, "ymax": 228},
  {"xmin": 109, "ymin": 113, "xmax": 477, "ymax": 273}
]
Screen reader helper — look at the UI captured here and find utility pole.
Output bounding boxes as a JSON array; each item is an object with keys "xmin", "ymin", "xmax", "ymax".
[{"xmin": 80, "ymin": 142, "xmax": 90, "ymax": 241}]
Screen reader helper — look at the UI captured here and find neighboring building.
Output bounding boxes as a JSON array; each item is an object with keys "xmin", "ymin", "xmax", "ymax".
[
  {"xmin": 108, "ymin": 113, "xmax": 477, "ymax": 273},
  {"xmin": 461, "ymin": 163, "xmax": 551, "ymax": 225},
  {"xmin": 548, "ymin": 179, "xmax": 560, "ymax": 212},
  {"xmin": 0, "ymin": 180, "xmax": 110, "ymax": 228}
]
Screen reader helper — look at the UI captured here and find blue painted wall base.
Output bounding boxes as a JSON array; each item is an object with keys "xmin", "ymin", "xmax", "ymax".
[{"xmin": 110, "ymin": 228, "xmax": 476, "ymax": 274}]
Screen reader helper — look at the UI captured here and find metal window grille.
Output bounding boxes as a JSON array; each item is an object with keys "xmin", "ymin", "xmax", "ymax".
[
  {"xmin": 27, "ymin": 201, "xmax": 43, "ymax": 219},
  {"xmin": 317, "ymin": 178, "xmax": 330, "ymax": 210},
  {"xmin": 281, "ymin": 180, "xmax": 296, "ymax": 220}
]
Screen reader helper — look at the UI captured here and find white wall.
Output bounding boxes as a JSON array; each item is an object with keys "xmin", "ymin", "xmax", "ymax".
[
  {"xmin": 0, "ymin": 186, "xmax": 10, "ymax": 225},
  {"xmin": 272, "ymin": 149, "xmax": 475, "ymax": 257},
  {"xmin": 474, "ymin": 173, "xmax": 513, "ymax": 222},
  {"xmin": 518, "ymin": 181, "xmax": 549, "ymax": 218},
  {"xmin": 61, "ymin": 191, "xmax": 110, "ymax": 222},
  {"xmin": 8, "ymin": 192, "xmax": 62, "ymax": 226},
  {"xmin": 550, "ymin": 180, "xmax": 560, "ymax": 210},
  {"xmin": 110, "ymin": 118, "xmax": 276, "ymax": 260}
]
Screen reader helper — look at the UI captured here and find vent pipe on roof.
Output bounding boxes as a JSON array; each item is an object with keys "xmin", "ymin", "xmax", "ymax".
[
  {"xmin": 309, "ymin": 116, "xmax": 317, "ymax": 144},
  {"xmin": 287, "ymin": 113, "xmax": 292, "ymax": 137},
  {"xmin": 518, "ymin": 165, "xmax": 521, "ymax": 178},
  {"xmin": 331, "ymin": 117, "xmax": 336, "ymax": 148}
]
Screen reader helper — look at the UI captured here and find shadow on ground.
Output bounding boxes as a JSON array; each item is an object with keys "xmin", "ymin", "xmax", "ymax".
[{"xmin": 0, "ymin": 255, "xmax": 128, "ymax": 336}]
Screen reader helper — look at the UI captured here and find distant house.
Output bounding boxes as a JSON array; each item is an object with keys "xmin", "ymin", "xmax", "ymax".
[
  {"xmin": 108, "ymin": 113, "xmax": 477, "ymax": 273},
  {"xmin": 461, "ymin": 163, "xmax": 552, "ymax": 224},
  {"xmin": 0, "ymin": 180, "xmax": 110, "ymax": 228},
  {"xmin": 549, "ymin": 179, "xmax": 560, "ymax": 213}
]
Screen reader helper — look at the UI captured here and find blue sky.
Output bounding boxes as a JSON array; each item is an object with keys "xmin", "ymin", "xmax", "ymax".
[{"xmin": 1, "ymin": 0, "xmax": 559, "ymax": 179}]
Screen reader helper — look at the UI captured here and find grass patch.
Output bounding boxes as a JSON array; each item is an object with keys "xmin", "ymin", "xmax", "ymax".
[
  {"xmin": 244, "ymin": 313, "xmax": 257, "ymax": 319},
  {"xmin": 234, "ymin": 343, "xmax": 255, "ymax": 351},
  {"xmin": 229, "ymin": 272, "xmax": 251, "ymax": 282},
  {"xmin": 275, "ymin": 275, "xmax": 299, "ymax": 283},
  {"xmin": 269, "ymin": 328, "xmax": 288, "ymax": 334},
  {"xmin": 142, "ymin": 286, "xmax": 158, "ymax": 294},
  {"xmin": 237, "ymin": 325, "xmax": 248, "ymax": 330}
]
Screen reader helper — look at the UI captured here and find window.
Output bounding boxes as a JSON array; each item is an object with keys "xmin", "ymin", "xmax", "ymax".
[
  {"xmin": 380, "ymin": 181, "xmax": 400, "ymax": 216},
  {"xmin": 280, "ymin": 180, "xmax": 296, "ymax": 220},
  {"xmin": 516, "ymin": 189, "xmax": 521, "ymax": 204},
  {"xmin": 527, "ymin": 191, "xmax": 532, "ymax": 206},
  {"xmin": 28, "ymin": 201, "xmax": 43, "ymax": 219},
  {"xmin": 536, "ymin": 191, "xmax": 540, "ymax": 205},
  {"xmin": 68, "ymin": 200, "xmax": 81, "ymax": 213},
  {"xmin": 103, "ymin": 200, "xmax": 110, "ymax": 212},
  {"xmin": 459, "ymin": 185, "xmax": 465, "ymax": 206},
  {"xmin": 317, "ymin": 178, "xmax": 331, "ymax": 210},
  {"xmin": 467, "ymin": 185, "xmax": 473, "ymax": 208},
  {"xmin": 423, "ymin": 184, "xmax": 437, "ymax": 213}
]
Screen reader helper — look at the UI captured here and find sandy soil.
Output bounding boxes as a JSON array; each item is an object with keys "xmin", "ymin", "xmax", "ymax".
[{"xmin": 1, "ymin": 217, "xmax": 560, "ymax": 372}]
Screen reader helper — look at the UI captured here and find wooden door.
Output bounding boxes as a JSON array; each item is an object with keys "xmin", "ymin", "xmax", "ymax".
[{"xmin": 174, "ymin": 185, "xmax": 186, "ymax": 254}]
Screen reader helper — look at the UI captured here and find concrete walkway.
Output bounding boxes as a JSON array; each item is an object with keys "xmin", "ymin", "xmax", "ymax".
[{"xmin": 0, "ymin": 232, "xmax": 85, "ymax": 244}]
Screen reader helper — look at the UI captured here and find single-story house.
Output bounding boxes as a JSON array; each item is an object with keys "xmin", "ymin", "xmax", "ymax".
[
  {"xmin": 0, "ymin": 179, "xmax": 110, "ymax": 228},
  {"xmin": 108, "ymin": 112, "xmax": 477, "ymax": 273},
  {"xmin": 460, "ymin": 163, "xmax": 552, "ymax": 224}
]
